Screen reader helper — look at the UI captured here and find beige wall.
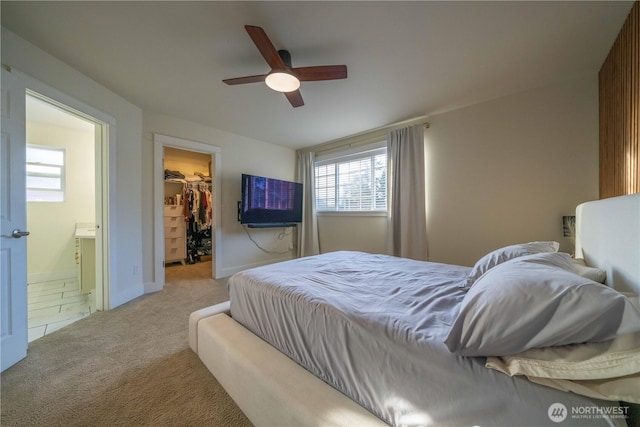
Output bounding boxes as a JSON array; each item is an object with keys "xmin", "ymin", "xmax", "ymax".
[
  {"xmin": 26, "ymin": 122, "xmax": 95, "ymax": 281},
  {"xmin": 317, "ymin": 75, "xmax": 599, "ymax": 267},
  {"xmin": 318, "ymin": 215, "xmax": 387, "ymax": 254},
  {"xmin": 142, "ymin": 112, "xmax": 298, "ymax": 280},
  {"xmin": 426, "ymin": 74, "xmax": 599, "ymax": 266}
]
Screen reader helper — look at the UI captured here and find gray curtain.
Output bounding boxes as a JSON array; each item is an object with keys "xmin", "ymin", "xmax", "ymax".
[
  {"xmin": 295, "ymin": 151, "xmax": 320, "ymax": 257},
  {"xmin": 387, "ymin": 124, "xmax": 428, "ymax": 260}
]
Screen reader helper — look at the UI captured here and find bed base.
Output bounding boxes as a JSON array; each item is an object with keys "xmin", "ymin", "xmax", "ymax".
[{"xmin": 189, "ymin": 304, "xmax": 387, "ymax": 427}]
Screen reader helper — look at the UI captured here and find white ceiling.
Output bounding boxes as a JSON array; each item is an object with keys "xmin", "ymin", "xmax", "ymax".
[
  {"xmin": 26, "ymin": 95, "xmax": 95, "ymax": 133},
  {"xmin": 1, "ymin": 1, "xmax": 633, "ymax": 149}
]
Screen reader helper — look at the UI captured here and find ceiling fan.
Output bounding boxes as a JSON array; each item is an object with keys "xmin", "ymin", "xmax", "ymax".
[{"xmin": 223, "ymin": 25, "xmax": 348, "ymax": 108}]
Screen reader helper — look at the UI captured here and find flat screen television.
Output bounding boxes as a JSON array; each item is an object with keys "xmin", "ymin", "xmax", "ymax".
[{"xmin": 239, "ymin": 173, "xmax": 303, "ymax": 227}]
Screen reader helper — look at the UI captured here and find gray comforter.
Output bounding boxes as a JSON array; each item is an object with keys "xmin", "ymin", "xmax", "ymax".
[{"xmin": 229, "ymin": 251, "xmax": 625, "ymax": 426}]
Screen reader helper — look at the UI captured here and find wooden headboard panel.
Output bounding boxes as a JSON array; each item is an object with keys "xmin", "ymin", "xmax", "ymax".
[
  {"xmin": 575, "ymin": 193, "xmax": 640, "ymax": 293},
  {"xmin": 599, "ymin": 1, "xmax": 639, "ymax": 198}
]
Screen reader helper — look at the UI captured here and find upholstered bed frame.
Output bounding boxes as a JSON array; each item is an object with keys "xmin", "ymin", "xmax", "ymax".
[
  {"xmin": 575, "ymin": 193, "xmax": 640, "ymax": 294},
  {"xmin": 189, "ymin": 193, "xmax": 640, "ymax": 426},
  {"xmin": 189, "ymin": 301, "xmax": 386, "ymax": 426}
]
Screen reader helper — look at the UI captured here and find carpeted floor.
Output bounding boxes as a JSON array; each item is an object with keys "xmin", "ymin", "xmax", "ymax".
[{"xmin": 1, "ymin": 270, "xmax": 253, "ymax": 427}]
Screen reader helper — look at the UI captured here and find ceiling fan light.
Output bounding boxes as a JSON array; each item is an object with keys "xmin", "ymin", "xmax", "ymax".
[{"xmin": 265, "ymin": 71, "xmax": 300, "ymax": 92}]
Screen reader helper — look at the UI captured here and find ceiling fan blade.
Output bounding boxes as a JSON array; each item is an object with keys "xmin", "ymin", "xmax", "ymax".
[
  {"xmin": 223, "ymin": 74, "xmax": 267, "ymax": 85},
  {"xmin": 292, "ymin": 65, "xmax": 347, "ymax": 81},
  {"xmin": 244, "ymin": 25, "xmax": 286, "ymax": 69},
  {"xmin": 285, "ymin": 90, "xmax": 304, "ymax": 108}
]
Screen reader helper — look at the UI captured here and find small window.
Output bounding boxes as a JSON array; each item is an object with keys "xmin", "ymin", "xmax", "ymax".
[
  {"xmin": 27, "ymin": 145, "xmax": 65, "ymax": 202},
  {"xmin": 315, "ymin": 146, "xmax": 387, "ymax": 212}
]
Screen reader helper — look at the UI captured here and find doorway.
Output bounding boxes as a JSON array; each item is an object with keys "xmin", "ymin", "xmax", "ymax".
[
  {"xmin": 25, "ymin": 93, "xmax": 104, "ymax": 342},
  {"xmin": 1, "ymin": 66, "xmax": 114, "ymax": 371},
  {"xmin": 163, "ymin": 146, "xmax": 213, "ymax": 281},
  {"xmin": 153, "ymin": 134, "xmax": 222, "ymax": 289}
]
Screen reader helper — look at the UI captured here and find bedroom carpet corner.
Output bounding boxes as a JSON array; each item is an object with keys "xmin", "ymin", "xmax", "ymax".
[{"xmin": 0, "ymin": 272, "xmax": 253, "ymax": 427}]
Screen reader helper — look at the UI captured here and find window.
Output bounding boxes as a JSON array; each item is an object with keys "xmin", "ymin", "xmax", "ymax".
[
  {"xmin": 26, "ymin": 145, "xmax": 65, "ymax": 202},
  {"xmin": 315, "ymin": 146, "xmax": 387, "ymax": 212}
]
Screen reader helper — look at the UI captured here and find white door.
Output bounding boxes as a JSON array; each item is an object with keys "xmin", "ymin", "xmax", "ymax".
[
  {"xmin": 94, "ymin": 122, "xmax": 107, "ymax": 310},
  {"xmin": 1, "ymin": 67, "xmax": 28, "ymax": 372}
]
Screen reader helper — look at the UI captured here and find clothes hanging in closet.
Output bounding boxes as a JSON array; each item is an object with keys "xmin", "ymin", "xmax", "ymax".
[
  {"xmin": 183, "ymin": 183, "xmax": 212, "ymax": 230},
  {"xmin": 182, "ymin": 181, "xmax": 213, "ymax": 263}
]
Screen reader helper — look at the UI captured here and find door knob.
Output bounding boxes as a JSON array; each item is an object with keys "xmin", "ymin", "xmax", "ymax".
[{"xmin": 11, "ymin": 229, "xmax": 30, "ymax": 238}]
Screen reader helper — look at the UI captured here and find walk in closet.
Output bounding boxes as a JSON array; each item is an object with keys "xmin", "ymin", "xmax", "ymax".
[{"xmin": 163, "ymin": 147, "xmax": 213, "ymax": 278}]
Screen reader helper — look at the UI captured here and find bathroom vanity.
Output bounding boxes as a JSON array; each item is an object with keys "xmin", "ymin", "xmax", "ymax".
[{"xmin": 74, "ymin": 223, "xmax": 96, "ymax": 294}]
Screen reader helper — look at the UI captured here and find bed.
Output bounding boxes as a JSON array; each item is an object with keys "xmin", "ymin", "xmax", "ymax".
[{"xmin": 189, "ymin": 193, "xmax": 640, "ymax": 426}]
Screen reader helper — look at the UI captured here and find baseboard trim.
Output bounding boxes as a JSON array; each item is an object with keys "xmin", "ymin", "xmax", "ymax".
[
  {"xmin": 144, "ymin": 281, "xmax": 163, "ymax": 294},
  {"xmin": 217, "ymin": 256, "xmax": 293, "ymax": 278}
]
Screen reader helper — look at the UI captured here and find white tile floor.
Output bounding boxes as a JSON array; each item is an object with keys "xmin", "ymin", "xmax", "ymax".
[{"xmin": 28, "ymin": 278, "xmax": 95, "ymax": 342}]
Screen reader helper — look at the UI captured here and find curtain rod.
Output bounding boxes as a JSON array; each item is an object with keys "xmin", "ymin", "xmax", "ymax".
[{"xmin": 298, "ymin": 116, "xmax": 429, "ymax": 155}]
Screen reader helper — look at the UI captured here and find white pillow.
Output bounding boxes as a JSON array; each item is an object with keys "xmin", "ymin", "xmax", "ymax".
[
  {"xmin": 464, "ymin": 241, "xmax": 559, "ymax": 288},
  {"xmin": 571, "ymin": 258, "xmax": 607, "ymax": 284},
  {"xmin": 486, "ymin": 331, "xmax": 640, "ymax": 380},
  {"xmin": 445, "ymin": 252, "xmax": 640, "ymax": 357},
  {"xmin": 486, "ymin": 331, "xmax": 640, "ymax": 403}
]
